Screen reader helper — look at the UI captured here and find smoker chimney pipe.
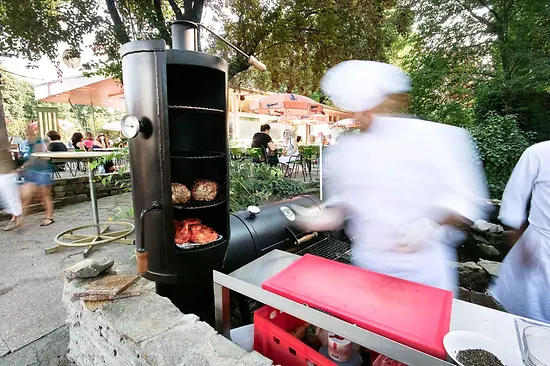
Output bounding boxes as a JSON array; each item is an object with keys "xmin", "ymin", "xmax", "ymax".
[
  {"xmin": 170, "ymin": 20, "xmax": 267, "ymax": 71},
  {"xmin": 172, "ymin": 20, "xmax": 198, "ymax": 51}
]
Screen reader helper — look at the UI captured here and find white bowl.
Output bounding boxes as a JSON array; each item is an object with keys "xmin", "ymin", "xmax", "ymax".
[{"xmin": 443, "ymin": 331, "xmax": 521, "ymax": 366}]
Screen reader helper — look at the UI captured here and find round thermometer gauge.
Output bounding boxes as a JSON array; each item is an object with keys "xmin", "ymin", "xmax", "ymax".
[{"xmin": 120, "ymin": 115, "xmax": 141, "ymax": 138}]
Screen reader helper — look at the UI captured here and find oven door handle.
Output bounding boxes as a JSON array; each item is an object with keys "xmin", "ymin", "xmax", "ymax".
[
  {"xmin": 296, "ymin": 232, "xmax": 318, "ymax": 246},
  {"xmin": 139, "ymin": 201, "xmax": 161, "ymax": 251}
]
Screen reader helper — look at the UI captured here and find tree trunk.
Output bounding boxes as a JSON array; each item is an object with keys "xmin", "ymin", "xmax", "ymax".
[
  {"xmin": 153, "ymin": 0, "xmax": 171, "ymax": 44},
  {"xmin": 0, "ymin": 85, "xmax": 11, "ymax": 153},
  {"xmin": 105, "ymin": 0, "xmax": 130, "ymax": 44}
]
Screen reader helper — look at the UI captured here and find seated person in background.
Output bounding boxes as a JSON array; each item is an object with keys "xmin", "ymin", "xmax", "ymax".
[
  {"xmin": 83, "ymin": 132, "xmax": 95, "ymax": 151},
  {"xmin": 46, "ymin": 131, "xmax": 68, "ymax": 152},
  {"xmin": 46, "ymin": 130, "xmax": 68, "ymax": 171},
  {"xmin": 94, "ymin": 133, "xmax": 108, "ymax": 149},
  {"xmin": 71, "ymin": 132, "xmax": 86, "ymax": 151},
  {"xmin": 279, "ymin": 131, "xmax": 300, "ymax": 166},
  {"xmin": 251, "ymin": 124, "xmax": 278, "ymax": 166}
]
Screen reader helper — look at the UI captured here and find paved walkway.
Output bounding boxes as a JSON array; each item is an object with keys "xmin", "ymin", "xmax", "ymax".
[{"xmin": 0, "ymin": 193, "xmax": 135, "ymax": 357}]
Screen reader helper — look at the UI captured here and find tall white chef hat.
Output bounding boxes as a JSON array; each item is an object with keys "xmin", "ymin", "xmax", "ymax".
[{"xmin": 321, "ymin": 60, "xmax": 411, "ymax": 112}]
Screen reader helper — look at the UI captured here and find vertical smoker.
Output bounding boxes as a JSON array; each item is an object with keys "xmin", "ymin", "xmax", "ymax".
[{"xmin": 120, "ymin": 21, "xmax": 229, "ymax": 325}]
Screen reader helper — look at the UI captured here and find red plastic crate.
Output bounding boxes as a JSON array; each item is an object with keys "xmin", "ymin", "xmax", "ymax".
[
  {"xmin": 262, "ymin": 254, "xmax": 452, "ymax": 360},
  {"xmin": 254, "ymin": 305, "xmax": 337, "ymax": 366}
]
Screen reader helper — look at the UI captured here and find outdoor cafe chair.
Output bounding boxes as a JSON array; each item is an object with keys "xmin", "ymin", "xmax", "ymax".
[{"xmin": 284, "ymin": 154, "xmax": 307, "ymax": 182}]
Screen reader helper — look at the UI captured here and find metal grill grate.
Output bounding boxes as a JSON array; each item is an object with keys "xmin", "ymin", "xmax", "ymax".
[
  {"xmin": 175, "ymin": 237, "xmax": 226, "ymax": 252},
  {"xmin": 173, "ymin": 196, "xmax": 225, "ymax": 210},
  {"xmin": 171, "ymin": 151, "xmax": 225, "ymax": 159},
  {"xmin": 169, "ymin": 105, "xmax": 224, "ymax": 113},
  {"xmin": 296, "ymin": 237, "xmax": 352, "ymax": 263}
]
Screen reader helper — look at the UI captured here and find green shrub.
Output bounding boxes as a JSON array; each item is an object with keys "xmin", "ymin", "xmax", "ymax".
[
  {"xmin": 468, "ymin": 113, "xmax": 534, "ymax": 199},
  {"xmin": 229, "ymin": 160, "xmax": 305, "ymax": 211}
]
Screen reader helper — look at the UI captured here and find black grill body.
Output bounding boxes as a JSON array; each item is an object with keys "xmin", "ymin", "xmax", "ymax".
[
  {"xmin": 224, "ymin": 195, "xmax": 348, "ymax": 273},
  {"xmin": 120, "ymin": 24, "xmax": 230, "ymax": 324}
]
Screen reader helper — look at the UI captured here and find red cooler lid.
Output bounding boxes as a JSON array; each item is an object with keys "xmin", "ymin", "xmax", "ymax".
[{"xmin": 262, "ymin": 254, "xmax": 452, "ymax": 359}]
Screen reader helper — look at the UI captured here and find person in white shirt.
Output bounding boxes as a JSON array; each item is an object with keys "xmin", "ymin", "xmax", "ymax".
[
  {"xmin": 293, "ymin": 61, "xmax": 489, "ymax": 293},
  {"xmin": 490, "ymin": 142, "xmax": 550, "ymax": 323}
]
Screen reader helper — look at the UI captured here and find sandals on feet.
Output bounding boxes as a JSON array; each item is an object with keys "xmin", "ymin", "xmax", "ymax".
[
  {"xmin": 40, "ymin": 218, "xmax": 55, "ymax": 227},
  {"xmin": 4, "ymin": 220, "xmax": 19, "ymax": 231}
]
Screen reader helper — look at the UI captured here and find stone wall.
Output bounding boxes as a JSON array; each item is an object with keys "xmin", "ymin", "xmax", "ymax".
[{"xmin": 62, "ymin": 276, "xmax": 272, "ymax": 366}]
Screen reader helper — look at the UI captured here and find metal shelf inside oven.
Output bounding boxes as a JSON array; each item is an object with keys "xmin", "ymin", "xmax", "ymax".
[
  {"xmin": 175, "ymin": 236, "xmax": 227, "ymax": 252},
  {"xmin": 173, "ymin": 196, "xmax": 226, "ymax": 210},
  {"xmin": 168, "ymin": 105, "xmax": 224, "ymax": 113},
  {"xmin": 171, "ymin": 151, "xmax": 225, "ymax": 159}
]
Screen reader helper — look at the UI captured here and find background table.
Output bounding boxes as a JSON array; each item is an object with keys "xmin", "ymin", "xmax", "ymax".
[{"xmin": 32, "ymin": 152, "xmax": 134, "ymax": 255}]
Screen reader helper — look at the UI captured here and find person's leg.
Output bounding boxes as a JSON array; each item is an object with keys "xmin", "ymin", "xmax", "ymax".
[
  {"xmin": 40, "ymin": 186, "xmax": 54, "ymax": 224},
  {"xmin": 36, "ymin": 171, "xmax": 54, "ymax": 226},
  {"xmin": 0, "ymin": 173, "xmax": 22, "ymax": 230},
  {"xmin": 20, "ymin": 182, "xmax": 36, "ymax": 208}
]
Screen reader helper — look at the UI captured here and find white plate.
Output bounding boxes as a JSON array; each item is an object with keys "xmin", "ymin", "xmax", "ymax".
[{"xmin": 443, "ymin": 331, "xmax": 521, "ymax": 366}]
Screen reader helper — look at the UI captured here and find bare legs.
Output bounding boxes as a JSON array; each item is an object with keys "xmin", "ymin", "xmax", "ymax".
[{"xmin": 20, "ymin": 183, "xmax": 54, "ymax": 225}]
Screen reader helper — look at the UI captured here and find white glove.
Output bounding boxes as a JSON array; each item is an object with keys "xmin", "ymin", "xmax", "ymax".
[
  {"xmin": 290, "ymin": 204, "xmax": 345, "ymax": 232},
  {"xmin": 394, "ymin": 218, "xmax": 440, "ymax": 253}
]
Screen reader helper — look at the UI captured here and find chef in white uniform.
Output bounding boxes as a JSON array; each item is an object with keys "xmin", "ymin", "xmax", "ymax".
[
  {"xmin": 293, "ymin": 61, "xmax": 488, "ymax": 293},
  {"xmin": 490, "ymin": 142, "xmax": 550, "ymax": 323}
]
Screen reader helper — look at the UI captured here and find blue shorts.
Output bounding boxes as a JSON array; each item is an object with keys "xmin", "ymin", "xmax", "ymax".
[{"xmin": 22, "ymin": 170, "xmax": 52, "ymax": 186}]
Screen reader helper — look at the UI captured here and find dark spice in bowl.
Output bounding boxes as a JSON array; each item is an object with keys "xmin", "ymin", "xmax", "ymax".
[{"xmin": 457, "ymin": 349, "xmax": 505, "ymax": 366}]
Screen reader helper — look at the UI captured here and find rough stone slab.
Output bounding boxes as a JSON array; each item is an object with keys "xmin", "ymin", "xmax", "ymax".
[
  {"xmin": 0, "ymin": 325, "xmax": 69, "ymax": 366},
  {"xmin": 0, "ymin": 278, "xmax": 66, "ymax": 352},
  {"xmin": 79, "ymin": 282, "xmax": 142, "ymax": 303},
  {"xmin": 457, "ymin": 287, "xmax": 470, "ymax": 302},
  {"xmin": 478, "ymin": 259, "xmax": 501, "ymax": 277},
  {"xmin": 237, "ymin": 351, "xmax": 273, "ymax": 366},
  {"xmin": 469, "ymin": 291, "xmax": 503, "ymax": 310},
  {"xmin": 477, "ymin": 243, "xmax": 501, "ymax": 259},
  {"xmin": 99, "ymin": 291, "xmax": 199, "ymax": 344},
  {"xmin": 141, "ymin": 322, "xmax": 217, "ymax": 365},
  {"xmin": 0, "ymin": 337, "xmax": 9, "ymax": 357},
  {"xmin": 84, "ymin": 300, "xmax": 109, "ymax": 312},
  {"xmin": 191, "ymin": 333, "xmax": 248, "ymax": 363},
  {"xmin": 457, "ymin": 261, "xmax": 490, "ymax": 292},
  {"xmin": 71, "ymin": 275, "xmax": 139, "ymax": 301},
  {"xmin": 65, "ymin": 259, "xmax": 114, "ymax": 280}
]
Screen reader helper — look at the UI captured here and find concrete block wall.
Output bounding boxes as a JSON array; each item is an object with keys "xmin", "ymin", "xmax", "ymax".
[{"xmin": 62, "ymin": 278, "xmax": 272, "ymax": 366}]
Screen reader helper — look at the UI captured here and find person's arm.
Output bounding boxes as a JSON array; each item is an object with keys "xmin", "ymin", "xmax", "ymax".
[
  {"xmin": 499, "ymin": 148, "xmax": 538, "ymax": 245},
  {"xmin": 267, "ymin": 141, "xmax": 277, "ymax": 151}
]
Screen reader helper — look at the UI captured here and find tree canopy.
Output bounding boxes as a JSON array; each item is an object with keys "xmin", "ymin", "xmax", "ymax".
[{"xmin": 85, "ymin": 0, "xmax": 402, "ymax": 94}]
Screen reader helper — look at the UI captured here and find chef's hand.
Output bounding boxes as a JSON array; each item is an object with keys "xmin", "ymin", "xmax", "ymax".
[
  {"xmin": 394, "ymin": 218, "xmax": 440, "ymax": 253},
  {"xmin": 291, "ymin": 204, "xmax": 345, "ymax": 232}
]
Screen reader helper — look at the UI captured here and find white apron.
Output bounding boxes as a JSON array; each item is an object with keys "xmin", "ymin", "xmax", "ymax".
[
  {"xmin": 490, "ymin": 141, "xmax": 550, "ymax": 323},
  {"xmin": 326, "ymin": 116, "xmax": 488, "ymax": 293}
]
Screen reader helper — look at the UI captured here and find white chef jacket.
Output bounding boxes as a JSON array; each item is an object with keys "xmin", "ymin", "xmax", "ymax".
[
  {"xmin": 490, "ymin": 141, "xmax": 550, "ymax": 323},
  {"xmin": 325, "ymin": 116, "xmax": 488, "ymax": 292}
]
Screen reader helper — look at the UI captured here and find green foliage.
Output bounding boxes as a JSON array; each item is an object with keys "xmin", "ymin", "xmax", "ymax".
[
  {"xmin": 90, "ymin": 147, "xmax": 131, "ymax": 191},
  {"xmin": 229, "ymin": 160, "xmax": 305, "ymax": 211},
  {"xmin": 219, "ymin": 0, "xmax": 400, "ymax": 94},
  {"xmin": 468, "ymin": 113, "xmax": 534, "ymax": 198},
  {"xmin": 403, "ymin": 0, "xmax": 550, "ymax": 135},
  {"xmin": 0, "ymin": 0, "xmax": 100, "ymax": 64},
  {"xmin": 0, "ymin": 68, "xmax": 37, "ymax": 137}
]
